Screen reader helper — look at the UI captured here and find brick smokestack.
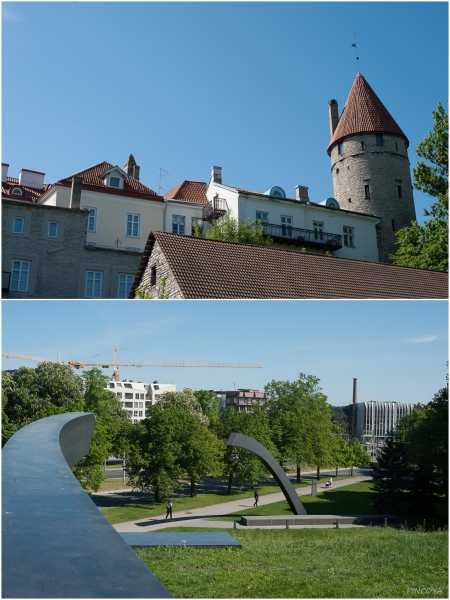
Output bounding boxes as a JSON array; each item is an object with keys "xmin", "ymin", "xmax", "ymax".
[{"xmin": 353, "ymin": 378, "xmax": 358, "ymax": 405}]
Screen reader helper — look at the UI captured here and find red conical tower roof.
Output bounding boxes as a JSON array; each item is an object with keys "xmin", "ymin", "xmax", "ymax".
[{"xmin": 327, "ymin": 73, "xmax": 408, "ymax": 155}]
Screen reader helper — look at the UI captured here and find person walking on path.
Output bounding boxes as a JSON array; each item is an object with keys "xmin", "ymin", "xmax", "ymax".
[
  {"xmin": 253, "ymin": 488, "xmax": 259, "ymax": 507},
  {"xmin": 329, "ymin": 477, "xmax": 333, "ymax": 488},
  {"xmin": 165, "ymin": 500, "xmax": 173, "ymax": 521}
]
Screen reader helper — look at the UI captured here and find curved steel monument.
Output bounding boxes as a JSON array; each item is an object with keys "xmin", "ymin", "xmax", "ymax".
[
  {"xmin": 227, "ymin": 432, "xmax": 307, "ymax": 515},
  {"xmin": 2, "ymin": 412, "xmax": 172, "ymax": 598}
]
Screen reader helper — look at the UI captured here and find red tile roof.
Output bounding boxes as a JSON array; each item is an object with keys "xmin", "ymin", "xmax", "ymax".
[
  {"xmin": 2, "ymin": 178, "xmax": 52, "ymax": 203},
  {"xmin": 327, "ymin": 73, "xmax": 408, "ymax": 155},
  {"xmin": 57, "ymin": 161, "xmax": 162, "ymax": 201},
  {"xmin": 164, "ymin": 180, "xmax": 208, "ymax": 204},
  {"xmin": 132, "ymin": 232, "xmax": 448, "ymax": 299}
]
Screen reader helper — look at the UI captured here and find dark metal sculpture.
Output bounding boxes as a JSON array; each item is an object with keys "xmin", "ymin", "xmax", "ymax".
[
  {"xmin": 3, "ymin": 412, "xmax": 172, "ymax": 598},
  {"xmin": 227, "ymin": 432, "xmax": 307, "ymax": 515}
]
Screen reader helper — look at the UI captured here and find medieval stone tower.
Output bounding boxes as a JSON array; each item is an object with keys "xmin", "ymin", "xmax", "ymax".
[{"xmin": 327, "ymin": 73, "xmax": 416, "ymax": 263}]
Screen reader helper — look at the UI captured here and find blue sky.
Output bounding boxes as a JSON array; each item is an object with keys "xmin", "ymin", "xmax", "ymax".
[
  {"xmin": 2, "ymin": 300, "xmax": 448, "ymax": 406},
  {"xmin": 2, "ymin": 2, "xmax": 448, "ymax": 223}
]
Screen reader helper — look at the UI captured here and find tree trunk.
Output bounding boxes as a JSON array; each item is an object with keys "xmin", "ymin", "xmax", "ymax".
[
  {"xmin": 336, "ymin": 466, "xmax": 338, "ymax": 477},
  {"xmin": 351, "ymin": 465, "xmax": 354, "ymax": 476},
  {"xmin": 317, "ymin": 466, "xmax": 320, "ymax": 481},
  {"xmin": 190, "ymin": 479, "xmax": 196, "ymax": 497},
  {"xmin": 227, "ymin": 473, "xmax": 233, "ymax": 494},
  {"xmin": 155, "ymin": 485, "xmax": 160, "ymax": 503},
  {"xmin": 296, "ymin": 465, "xmax": 301, "ymax": 483}
]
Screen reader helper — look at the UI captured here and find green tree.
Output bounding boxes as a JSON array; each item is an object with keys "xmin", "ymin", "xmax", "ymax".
[
  {"xmin": 217, "ymin": 405, "xmax": 277, "ymax": 492},
  {"xmin": 391, "ymin": 102, "xmax": 448, "ymax": 270},
  {"xmin": 331, "ymin": 435, "xmax": 353, "ymax": 477},
  {"xmin": 203, "ymin": 213, "xmax": 273, "ymax": 247},
  {"xmin": 2, "ymin": 363, "xmax": 84, "ymax": 435},
  {"xmin": 348, "ymin": 438, "xmax": 371, "ymax": 475},
  {"xmin": 372, "ymin": 435, "xmax": 411, "ymax": 516},
  {"xmin": 127, "ymin": 389, "xmax": 224, "ymax": 499},
  {"xmin": 266, "ymin": 375, "xmax": 319, "ymax": 482},
  {"xmin": 331, "ymin": 409, "xmax": 349, "ymax": 438},
  {"xmin": 72, "ymin": 369, "xmax": 132, "ymax": 491},
  {"xmin": 194, "ymin": 389, "xmax": 220, "ymax": 431}
]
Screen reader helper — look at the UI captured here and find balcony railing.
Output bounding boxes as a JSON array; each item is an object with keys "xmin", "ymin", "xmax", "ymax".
[
  {"xmin": 250, "ymin": 222, "xmax": 342, "ymax": 251},
  {"xmin": 202, "ymin": 197, "xmax": 227, "ymax": 222}
]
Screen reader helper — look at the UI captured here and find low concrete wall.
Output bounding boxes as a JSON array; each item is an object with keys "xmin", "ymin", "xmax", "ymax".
[
  {"xmin": 2, "ymin": 412, "xmax": 172, "ymax": 598},
  {"xmin": 241, "ymin": 514, "xmax": 400, "ymax": 526}
]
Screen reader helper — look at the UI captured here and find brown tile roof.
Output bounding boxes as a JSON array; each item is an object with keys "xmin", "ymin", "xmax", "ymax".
[
  {"xmin": 164, "ymin": 180, "xmax": 208, "ymax": 204},
  {"xmin": 2, "ymin": 178, "xmax": 52, "ymax": 203},
  {"xmin": 327, "ymin": 73, "xmax": 408, "ymax": 155},
  {"xmin": 132, "ymin": 232, "xmax": 448, "ymax": 299},
  {"xmin": 57, "ymin": 161, "xmax": 162, "ymax": 201}
]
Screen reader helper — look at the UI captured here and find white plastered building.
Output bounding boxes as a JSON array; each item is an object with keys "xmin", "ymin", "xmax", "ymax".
[{"xmin": 105, "ymin": 379, "xmax": 176, "ymax": 424}]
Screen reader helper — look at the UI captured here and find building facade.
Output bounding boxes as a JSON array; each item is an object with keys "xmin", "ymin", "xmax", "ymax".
[
  {"xmin": 210, "ymin": 389, "xmax": 266, "ymax": 412},
  {"xmin": 105, "ymin": 379, "xmax": 176, "ymax": 424},
  {"xmin": 205, "ymin": 166, "xmax": 381, "ymax": 262},
  {"xmin": 327, "ymin": 73, "xmax": 417, "ymax": 262},
  {"xmin": 2, "ymin": 198, "xmax": 141, "ymax": 299}
]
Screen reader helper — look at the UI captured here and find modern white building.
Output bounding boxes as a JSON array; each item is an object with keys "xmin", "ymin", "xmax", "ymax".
[{"xmin": 105, "ymin": 379, "xmax": 176, "ymax": 424}]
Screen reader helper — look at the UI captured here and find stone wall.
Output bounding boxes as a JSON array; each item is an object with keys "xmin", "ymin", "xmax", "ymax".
[
  {"xmin": 135, "ymin": 240, "xmax": 184, "ymax": 299},
  {"xmin": 330, "ymin": 133, "xmax": 416, "ymax": 262},
  {"xmin": 2, "ymin": 200, "xmax": 141, "ymax": 298}
]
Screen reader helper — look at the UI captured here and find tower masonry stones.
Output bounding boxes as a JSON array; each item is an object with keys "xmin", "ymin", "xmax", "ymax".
[{"xmin": 327, "ymin": 73, "xmax": 416, "ymax": 263}]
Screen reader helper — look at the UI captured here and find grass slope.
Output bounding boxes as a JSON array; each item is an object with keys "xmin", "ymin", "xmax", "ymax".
[{"xmin": 135, "ymin": 527, "xmax": 448, "ymax": 598}]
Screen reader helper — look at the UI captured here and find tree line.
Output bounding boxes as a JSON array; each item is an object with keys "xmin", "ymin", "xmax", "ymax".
[{"xmin": 3, "ymin": 366, "xmax": 370, "ymax": 494}]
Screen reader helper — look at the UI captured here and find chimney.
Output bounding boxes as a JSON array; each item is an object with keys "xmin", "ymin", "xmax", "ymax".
[
  {"xmin": 328, "ymin": 99, "xmax": 339, "ymax": 137},
  {"xmin": 19, "ymin": 169, "xmax": 45, "ymax": 189},
  {"xmin": 211, "ymin": 166, "xmax": 222, "ymax": 184},
  {"xmin": 295, "ymin": 185, "xmax": 309, "ymax": 201},
  {"xmin": 353, "ymin": 378, "xmax": 358, "ymax": 404},
  {"xmin": 69, "ymin": 176, "xmax": 83, "ymax": 209},
  {"xmin": 124, "ymin": 154, "xmax": 140, "ymax": 181},
  {"xmin": 2, "ymin": 163, "xmax": 9, "ymax": 183}
]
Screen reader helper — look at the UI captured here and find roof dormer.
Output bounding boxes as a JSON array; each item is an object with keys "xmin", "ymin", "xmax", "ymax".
[{"xmin": 100, "ymin": 166, "xmax": 127, "ymax": 190}]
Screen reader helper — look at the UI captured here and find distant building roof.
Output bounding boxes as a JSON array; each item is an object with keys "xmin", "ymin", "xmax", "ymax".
[
  {"xmin": 2, "ymin": 177, "xmax": 52, "ymax": 203},
  {"xmin": 327, "ymin": 73, "xmax": 408, "ymax": 155},
  {"xmin": 164, "ymin": 180, "xmax": 208, "ymax": 204},
  {"xmin": 56, "ymin": 161, "xmax": 162, "ymax": 201},
  {"xmin": 132, "ymin": 231, "xmax": 448, "ymax": 299}
]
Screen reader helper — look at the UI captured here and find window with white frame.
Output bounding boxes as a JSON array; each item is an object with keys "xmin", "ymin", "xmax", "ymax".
[
  {"xmin": 48, "ymin": 221, "xmax": 58, "ymax": 238},
  {"xmin": 256, "ymin": 211, "xmax": 268, "ymax": 223},
  {"xmin": 10, "ymin": 260, "xmax": 30, "ymax": 292},
  {"xmin": 343, "ymin": 226, "xmax": 354, "ymax": 248},
  {"xmin": 110, "ymin": 177, "xmax": 121, "ymax": 188},
  {"xmin": 126, "ymin": 213, "xmax": 140, "ymax": 238},
  {"xmin": 118, "ymin": 274, "xmax": 134, "ymax": 299},
  {"xmin": 85, "ymin": 271, "xmax": 102, "ymax": 298},
  {"xmin": 172, "ymin": 215, "xmax": 185, "ymax": 234},
  {"xmin": 12, "ymin": 188, "xmax": 22, "ymax": 195},
  {"xmin": 281, "ymin": 216, "xmax": 292, "ymax": 237},
  {"xmin": 82, "ymin": 206, "xmax": 97, "ymax": 232},
  {"xmin": 13, "ymin": 217, "xmax": 24, "ymax": 234},
  {"xmin": 125, "ymin": 393, "xmax": 133, "ymax": 400},
  {"xmin": 313, "ymin": 221, "xmax": 324, "ymax": 241}
]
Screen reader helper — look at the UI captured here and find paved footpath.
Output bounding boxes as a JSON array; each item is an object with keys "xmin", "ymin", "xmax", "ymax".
[{"xmin": 113, "ymin": 474, "xmax": 372, "ymax": 532}]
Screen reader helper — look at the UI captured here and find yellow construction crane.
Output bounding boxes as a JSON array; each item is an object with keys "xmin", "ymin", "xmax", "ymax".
[{"xmin": 2, "ymin": 347, "xmax": 262, "ymax": 380}]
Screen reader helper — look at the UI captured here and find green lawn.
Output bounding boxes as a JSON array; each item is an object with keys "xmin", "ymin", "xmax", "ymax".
[
  {"xmin": 212, "ymin": 480, "xmax": 375, "ymax": 520},
  {"xmin": 101, "ymin": 476, "xmax": 355, "ymax": 525},
  {"xmin": 134, "ymin": 527, "xmax": 448, "ymax": 598}
]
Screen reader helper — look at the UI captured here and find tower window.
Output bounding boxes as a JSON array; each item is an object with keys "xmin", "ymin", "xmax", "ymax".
[
  {"xmin": 376, "ymin": 134, "xmax": 383, "ymax": 147},
  {"xmin": 336, "ymin": 168, "xmax": 339, "ymax": 174},
  {"xmin": 364, "ymin": 185, "xmax": 371, "ymax": 199},
  {"xmin": 397, "ymin": 185, "xmax": 402, "ymax": 199},
  {"xmin": 338, "ymin": 141, "xmax": 344, "ymax": 155},
  {"xmin": 395, "ymin": 142, "xmax": 398, "ymax": 151},
  {"xmin": 361, "ymin": 141, "xmax": 365, "ymax": 151}
]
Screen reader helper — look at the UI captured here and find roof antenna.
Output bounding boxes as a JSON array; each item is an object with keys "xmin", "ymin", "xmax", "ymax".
[
  {"xmin": 158, "ymin": 168, "xmax": 170, "ymax": 195},
  {"xmin": 351, "ymin": 33, "xmax": 360, "ymax": 72}
]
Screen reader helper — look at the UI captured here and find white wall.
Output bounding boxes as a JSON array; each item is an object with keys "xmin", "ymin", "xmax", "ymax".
[{"xmin": 165, "ymin": 200, "xmax": 205, "ymax": 236}]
